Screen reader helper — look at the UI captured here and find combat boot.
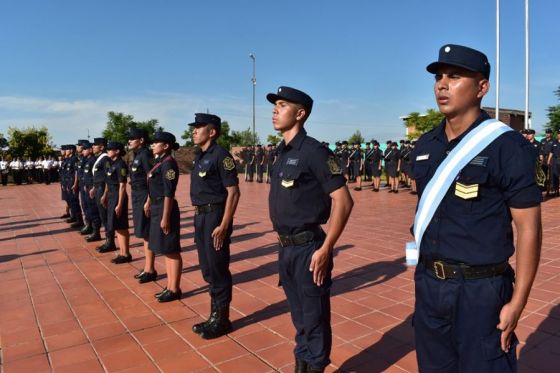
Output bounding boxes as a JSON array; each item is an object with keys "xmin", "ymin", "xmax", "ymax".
[
  {"xmin": 199, "ymin": 304, "xmax": 232, "ymax": 340},
  {"xmin": 70, "ymin": 217, "xmax": 84, "ymax": 229},
  {"xmin": 192, "ymin": 300, "xmax": 217, "ymax": 335},
  {"xmin": 86, "ymin": 226, "xmax": 102, "ymax": 242},
  {"xmin": 295, "ymin": 359, "xmax": 308, "ymax": 373}
]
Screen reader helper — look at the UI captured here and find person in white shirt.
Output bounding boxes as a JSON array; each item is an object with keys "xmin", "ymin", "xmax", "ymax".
[
  {"xmin": 0, "ymin": 157, "xmax": 9, "ymax": 186},
  {"xmin": 10, "ymin": 158, "xmax": 23, "ymax": 185}
]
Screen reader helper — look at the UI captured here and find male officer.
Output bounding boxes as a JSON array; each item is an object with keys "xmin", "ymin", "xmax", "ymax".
[
  {"xmin": 90, "ymin": 137, "xmax": 115, "ymax": 252},
  {"xmin": 540, "ymin": 129, "xmax": 554, "ymax": 194},
  {"xmin": 255, "ymin": 144, "xmax": 265, "ymax": 183},
  {"xmin": 339, "ymin": 141, "xmax": 350, "ymax": 181},
  {"xmin": 547, "ymin": 131, "xmax": 560, "ymax": 197},
  {"xmin": 363, "ymin": 142, "xmax": 373, "ymax": 182},
  {"xmin": 10, "ymin": 157, "xmax": 23, "ymax": 185},
  {"xmin": 349, "ymin": 142, "xmax": 363, "ymax": 190},
  {"xmin": 189, "ymin": 113, "xmax": 240, "ymax": 339},
  {"xmin": 265, "ymin": 143, "xmax": 276, "ymax": 183},
  {"xmin": 267, "ymin": 86, "xmax": 353, "ymax": 373},
  {"xmin": 65, "ymin": 144, "xmax": 84, "ymax": 228},
  {"xmin": 411, "ymin": 44, "xmax": 541, "ymax": 372},
  {"xmin": 369, "ymin": 140, "xmax": 383, "ymax": 191}
]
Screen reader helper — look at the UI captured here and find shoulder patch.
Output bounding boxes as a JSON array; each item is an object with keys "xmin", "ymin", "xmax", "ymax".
[
  {"xmin": 327, "ymin": 156, "xmax": 341, "ymax": 175},
  {"xmin": 120, "ymin": 168, "xmax": 127, "ymax": 176},
  {"xmin": 165, "ymin": 169, "xmax": 176, "ymax": 181},
  {"xmin": 223, "ymin": 157, "xmax": 235, "ymax": 171}
]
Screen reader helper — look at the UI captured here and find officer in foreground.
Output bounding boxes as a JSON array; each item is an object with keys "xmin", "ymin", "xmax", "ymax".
[
  {"xmin": 267, "ymin": 86, "xmax": 353, "ymax": 373},
  {"xmin": 189, "ymin": 113, "xmax": 240, "ymax": 339},
  {"xmin": 411, "ymin": 44, "xmax": 541, "ymax": 372}
]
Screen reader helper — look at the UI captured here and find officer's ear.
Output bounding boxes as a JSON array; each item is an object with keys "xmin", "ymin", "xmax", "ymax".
[
  {"xmin": 295, "ymin": 105, "xmax": 308, "ymax": 123},
  {"xmin": 476, "ymin": 75, "xmax": 490, "ymax": 99}
]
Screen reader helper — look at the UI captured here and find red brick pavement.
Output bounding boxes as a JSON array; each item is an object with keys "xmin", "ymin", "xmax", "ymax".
[{"xmin": 0, "ymin": 180, "xmax": 558, "ymax": 372}]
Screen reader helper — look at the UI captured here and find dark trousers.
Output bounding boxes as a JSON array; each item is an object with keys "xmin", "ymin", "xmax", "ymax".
[
  {"xmin": 85, "ymin": 186, "xmax": 101, "ymax": 228},
  {"xmin": 278, "ymin": 233, "xmax": 332, "ymax": 369},
  {"xmin": 194, "ymin": 209, "xmax": 232, "ymax": 307},
  {"xmin": 256, "ymin": 163, "xmax": 264, "ymax": 182},
  {"xmin": 1, "ymin": 172, "xmax": 7, "ymax": 185},
  {"xmin": 79, "ymin": 183, "xmax": 88, "ymax": 221},
  {"xmin": 68, "ymin": 186, "xmax": 81, "ymax": 220},
  {"xmin": 13, "ymin": 170, "xmax": 22, "ymax": 185},
  {"xmin": 414, "ymin": 262, "xmax": 518, "ymax": 373},
  {"xmin": 551, "ymin": 161, "xmax": 560, "ymax": 190},
  {"xmin": 95, "ymin": 184, "xmax": 109, "ymax": 231}
]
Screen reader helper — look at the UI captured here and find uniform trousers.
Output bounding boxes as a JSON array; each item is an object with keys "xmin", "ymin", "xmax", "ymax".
[
  {"xmin": 1, "ymin": 171, "xmax": 8, "ymax": 185},
  {"xmin": 414, "ymin": 261, "xmax": 518, "ymax": 373},
  {"xmin": 278, "ymin": 231, "xmax": 332, "ymax": 369},
  {"xmin": 194, "ymin": 207, "xmax": 232, "ymax": 307},
  {"xmin": 84, "ymin": 185, "xmax": 101, "ymax": 228},
  {"xmin": 68, "ymin": 185, "xmax": 81, "ymax": 220},
  {"xmin": 79, "ymin": 182, "xmax": 88, "ymax": 220},
  {"xmin": 94, "ymin": 184, "xmax": 109, "ymax": 233}
]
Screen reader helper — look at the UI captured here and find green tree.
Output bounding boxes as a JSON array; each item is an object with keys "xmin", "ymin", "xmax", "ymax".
[
  {"xmin": 102, "ymin": 112, "xmax": 162, "ymax": 144},
  {"xmin": 266, "ymin": 133, "xmax": 282, "ymax": 145},
  {"xmin": 0, "ymin": 133, "xmax": 7, "ymax": 149},
  {"xmin": 7, "ymin": 126, "xmax": 54, "ymax": 159},
  {"xmin": 404, "ymin": 109, "xmax": 444, "ymax": 139},
  {"xmin": 545, "ymin": 86, "xmax": 560, "ymax": 134},
  {"xmin": 230, "ymin": 127, "xmax": 259, "ymax": 146},
  {"xmin": 348, "ymin": 130, "xmax": 364, "ymax": 145}
]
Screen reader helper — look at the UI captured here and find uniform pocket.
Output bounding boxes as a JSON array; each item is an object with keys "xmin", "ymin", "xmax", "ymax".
[{"xmin": 481, "ymin": 329, "xmax": 518, "ymax": 361}]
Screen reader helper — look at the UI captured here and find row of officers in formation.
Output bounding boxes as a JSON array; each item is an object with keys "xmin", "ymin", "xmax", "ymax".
[{"xmin": 0, "ymin": 156, "xmax": 60, "ymax": 185}]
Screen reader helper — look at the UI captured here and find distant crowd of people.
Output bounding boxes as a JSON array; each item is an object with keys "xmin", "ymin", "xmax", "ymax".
[{"xmin": 0, "ymin": 156, "xmax": 59, "ymax": 185}]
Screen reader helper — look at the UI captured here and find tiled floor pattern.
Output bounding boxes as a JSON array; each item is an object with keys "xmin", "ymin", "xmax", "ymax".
[{"xmin": 0, "ymin": 180, "xmax": 558, "ymax": 372}]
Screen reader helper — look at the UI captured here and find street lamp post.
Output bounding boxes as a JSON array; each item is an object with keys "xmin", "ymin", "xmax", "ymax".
[{"xmin": 249, "ymin": 53, "xmax": 256, "ymax": 144}]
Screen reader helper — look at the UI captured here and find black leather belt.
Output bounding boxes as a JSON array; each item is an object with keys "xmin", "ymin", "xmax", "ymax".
[
  {"xmin": 194, "ymin": 203, "xmax": 224, "ymax": 215},
  {"xmin": 421, "ymin": 257, "xmax": 509, "ymax": 280},
  {"xmin": 278, "ymin": 230, "xmax": 319, "ymax": 248}
]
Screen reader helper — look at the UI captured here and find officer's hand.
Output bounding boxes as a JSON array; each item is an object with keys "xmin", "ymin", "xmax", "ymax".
[
  {"xmin": 160, "ymin": 217, "xmax": 170, "ymax": 235},
  {"xmin": 115, "ymin": 204, "xmax": 122, "ymax": 218},
  {"xmin": 101, "ymin": 195, "xmax": 107, "ymax": 208},
  {"xmin": 212, "ymin": 225, "xmax": 227, "ymax": 250},
  {"xmin": 72, "ymin": 185, "xmax": 77, "ymax": 193},
  {"xmin": 89, "ymin": 188, "xmax": 95, "ymax": 199},
  {"xmin": 144, "ymin": 202, "xmax": 150, "ymax": 217},
  {"xmin": 497, "ymin": 302, "xmax": 523, "ymax": 353},
  {"xmin": 309, "ymin": 247, "xmax": 329, "ymax": 286}
]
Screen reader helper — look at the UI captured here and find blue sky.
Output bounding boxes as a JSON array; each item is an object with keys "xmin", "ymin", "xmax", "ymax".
[{"xmin": 1, "ymin": 0, "xmax": 558, "ymax": 146}]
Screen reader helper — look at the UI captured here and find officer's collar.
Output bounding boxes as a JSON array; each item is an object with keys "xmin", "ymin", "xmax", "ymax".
[
  {"xmin": 432, "ymin": 110, "xmax": 491, "ymax": 144},
  {"xmin": 278, "ymin": 128, "xmax": 307, "ymax": 152},
  {"xmin": 199, "ymin": 141, "xmax": 217, "ymax": 155}
]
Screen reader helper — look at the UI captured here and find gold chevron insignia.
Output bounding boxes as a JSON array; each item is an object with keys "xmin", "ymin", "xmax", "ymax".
[{"xmin": 454, "ymin": 182, "xmax": 479, "ymax": 199}]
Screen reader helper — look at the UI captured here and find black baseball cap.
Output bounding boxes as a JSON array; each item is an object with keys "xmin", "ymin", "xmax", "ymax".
[
  {"xmin": 427, "ymin": 44, "xmax": 490, "ymax": 79},
  {"xmin": 266, "ymin": 86, "xmax": 313, "ymax": 114},
  {"xmin": 188, "ymin": 113, "xmax": 221, "ymax": 128}
]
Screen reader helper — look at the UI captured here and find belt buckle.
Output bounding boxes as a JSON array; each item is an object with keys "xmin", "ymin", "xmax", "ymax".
[
  {"xmin": 433, "ymin": 261, "xmax": 446, "ymax": 280},
  {"xmin": 194, "ymin": 206, "xmax": 200, "ymax": 215}
]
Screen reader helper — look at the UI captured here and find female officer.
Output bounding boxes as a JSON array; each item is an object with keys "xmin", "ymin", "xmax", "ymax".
[
  {"xmin": 127, "ymin": 129, "xmax": 156, "ymax": 283},
  {"xmin": 103, "ymin": 141, "xmax": 131, "ymax": 264},
  {"xmin": 146, "ymin": 132, "xmax": 182, "ymax": 303},
  {"xmin": 385, "ymin": 141, "xmax": 401, "ymax": 193}
]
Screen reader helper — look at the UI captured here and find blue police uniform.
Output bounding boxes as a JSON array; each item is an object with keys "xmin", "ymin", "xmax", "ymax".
[
  {"xmin": 255, "ymin": 145, "xmax": 264, "ymax": 183},
  {"xmin": 130, "ymin": 145, "xmax": 152, "ymax": 239},
  {"xmin": 363, "ymin": 145, "xmax": 373, "ymax": 180},
  {"xmin": 82, "ymin": 150, "xmax": 102, "ymax": 239},
  {"xmin": 384, "ymin": 145, "xmax": 400, "ymax": 177},
  {"xmin": 348, "ymin": 146, "xmax": 362, "ymax": 181},
  {"xmin": 269, "ymin": 123, "xmax": 346, "ymax": 370},
  {"xmin": 411, "ymin": 110, "xmax": 541, "ymax": 372},
  {"xmin": 370, "ymin": 145, "xmax": 382, "ymax": 177},
  {"xmin": 148, "ymin": 154, "xmax": 180, "ymax": 254},
  {"xmin": 66, "ymin": 150, "xmax": 82, "ymax": 222},
  {"xmin": 105, "ymin": 146, "xmax": 129, "ymax": 233},
  {"xmin": 549, "ymin": 139, "xmax": 560, "ymax": 193},
  {"xmin": 190, "ymin": 140, "xmax": 238, "ymax": 308}
]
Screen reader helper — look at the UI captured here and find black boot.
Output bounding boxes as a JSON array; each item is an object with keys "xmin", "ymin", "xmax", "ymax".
[
  {"xmin": 86, "ymin": 226, "xmax": 102, "ymax": 242},
  {"xmin": 295, "ymin": 358, "xmax": 308, "ymax": 373},
  {"xmin": 306, "ymin": 366, "xmax": 324, "ymax": 373},
  {"xmin": 70, "ymin": 218, "xmax": 84, "ymax": 229},
  {"xmin": 80, "ymin": 224, "xmax": 93, "ymax": 235},
  {"xmin": 192, "ymin": 301, "xmax": 217, "ymax": 335},
  {"xmin": 97, "ymin": 235, "xmax": 117, "ymax": 253},
  {"xmin": 199, "ymin": 304, "xmax": 232, "ymax": 339}
]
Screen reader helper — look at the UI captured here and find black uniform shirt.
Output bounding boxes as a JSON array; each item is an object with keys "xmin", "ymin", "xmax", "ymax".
[
  {"xmin": 83, "ymin": 156, "xmax": 95, "ymax": 186},
  {"xmin": 67, "ymin": 155, "xmax": 78, "ymax": 185},
  {"xmin": 77, "ymin": 155, "xmax": 86, "ymax": 183},
  {"xmin": 130, "ymin": 147, "xmax": 152, "ymax": 190},
  {"xmin": 540, "ymin": 138, "xmax": 554, "ymax": 157},
  {"xmin": 190, "ymin": 142, "xmax": 238, "ymax": 206},
  {"xmin": 385, "ymin": 148, "xmax": 400, "ymax": 163},
  {"xmin": 93, "ymin": 154, "xmax": 109, "ymax": 185},
  {"xmin": 266, "ymin": 149, "xmax": 276, "ymax": 165},
  {"xmin": 411, "ymin": 111, "xmax": 541, "ymax": 265},
  {"xmin": 551, "ymin": 140, "xmax": 560, "ymax": 160},
  {"xmin": 148, "ymin": 155, "xmax": 179, "ymax": 199},
  {"xmin": 255, "ymin": 148, "xmax": 264, "ymax": 163},
  {"xmin": 269, "ymin": 129, "xmax": 346, "ymax": 235},
  {"xmin": 106, "ymin": 158, "xmax": 128, "ymax": 186},
  {"xmin": 371, "ymin": 148, "xmax": 382, "ymax": 165},
  {"xmin": 349, "ymin": 148, "xmax": 362, "ymax": 163}
]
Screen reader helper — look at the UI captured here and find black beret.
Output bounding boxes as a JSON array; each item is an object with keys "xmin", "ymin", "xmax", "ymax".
[
  {"xmin": 77, "ymin": 139, "xmax": 88, "ymax": 146},
  {"xmin": 128, "ymin": 128, "xmax": 149, "ymax": 140},
  {"xmin": 188, "ymin": 113, "xmax": 221, "ymax": 128},
  {"xmin": 60, "ymin": 145, "xmax": 67, "ymax": 150},
  {"xmin": 68, "ymin": 144, "xmax": 76, "ymax": 151},
  {"xmin": 341, "ymin": 140, "xmax": 348, "ymax": 145},
  {"xmin": 266, "ymin": 86, "xmax": 313, "ymax": 114},
  {"xmin": 106, "ymin": 141, "xmax": 125, "ymax": 152},
  {"xmin": 427, "ymin": 44, "xmax": 490, "ymax": 79},
  {"xmin": 82, "ymin": 141, "xmax": 92, "ymax": 149},
  {"xmin": 545, "ymin": 129, "xmax": 553, "ymax": 134},
  {"xmin": 93, "ymin": 137, "xmax": 107, "ymax": 146}
]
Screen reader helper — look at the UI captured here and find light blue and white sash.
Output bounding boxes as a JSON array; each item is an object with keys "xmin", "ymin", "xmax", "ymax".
[{"xmin": 410, "ymin": 119, "xmax": 512, "ymax": 261}]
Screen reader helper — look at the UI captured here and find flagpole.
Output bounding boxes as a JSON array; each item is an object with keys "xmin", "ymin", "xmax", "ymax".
[
  {"xmin": 524, "ymin": 0, "xmax": 530, "ymax": 129},
  {"xmin": 495, "ymin": 0, "xmax": 500, "ymax": 120}
]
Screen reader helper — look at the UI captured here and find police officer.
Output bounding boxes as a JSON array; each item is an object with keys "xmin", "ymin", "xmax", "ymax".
[
  {"xmin": 128, "ymin": 128, "xmax": 156, "ymax": 282},
  {"xmin": 90, "ymin": 138, "xmax": 116, "ymax": 252},
  {"xmin": 267, "ymin": 86, "xmax": 353, "ymax": 373},
  {"xmin": 81, "ymin": 141, "xmax": 99, "ymax": 238},
  {"xmin": 411, "ymin": 44, "xmax": 541, "ymax": 372},
  {"xmin": 369, "ymin": 140, "xmax": 383, "ymax": 191},
  {"xmin": 363, "ymin": 142, "xmax": 373, "ymax": 182},
  {"xmin": 385, "ymin": 142, "xmax": 400, "ymax": 193},
  {"xmin": 265, "ymin": 143, "xmax": 276, "ymax": 184},
  {"xmin": 540, "ymin": 129, "xmax": 554, "ymax": 194},
  {"xmin": 339, "ymin": 140, "xmax": 350, "ymax": 181},
  {"xmin": 349, "ymin": 142, "xmax": 362, "ymax": 190},
  {"xmin": 383, "ymin": 140, "xmax": 392, "ymax": 187},
  {"xmin": 58, "ymin": 146, "xmax": 71, "ymax": 218},
  {"xmin": 547, "ymin": 131, "xmax": 560, "ymax": 197},
  {"xmin": 0, "ymin": 157, "xmax": 9, "ymax": 186},
  {"xmin": 66, "ymin": 144, "xmax": 84, "ymax": 228},
  {"xmin": 104, "ymin": 141, "xmax": 131, "ymax": 264},
  {"xmin": 70, "ymin": 140, "xmax": 87, "ymax": 230},
  {"xmin": 400, "ymin": 140, "xmax": 413, "ymax": 188},
  {"xmin": 189, "ymin": 113, "xmax": 240, "ymax": 339},
  {"xmin": 10, "ymin": 157, "xmax": 23, "ymax": 185},
  {"xmin": 246, "ymin": 145, "xmax": 255, "ymax": 182},
  {"xmin": 147, "ymin": 131, "xmax": 182, "ymax": 302},
  {"xmin": 24, "ymin": 157, "xmax": 34, "ymax": 184}
]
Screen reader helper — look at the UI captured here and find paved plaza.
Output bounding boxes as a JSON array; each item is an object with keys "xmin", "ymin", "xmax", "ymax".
[{"xmin": 0, "ymin": 180, "xmax": 559, "ymax": 372}]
